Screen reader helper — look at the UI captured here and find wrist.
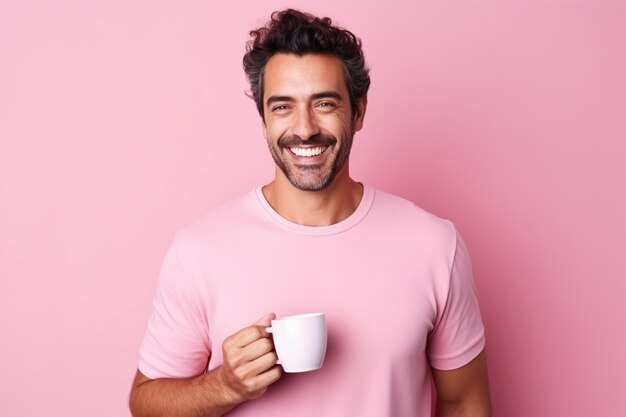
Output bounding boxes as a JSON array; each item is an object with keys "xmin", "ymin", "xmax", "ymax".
[{"xmin": 204, "ymin": 366, "xmax": 245, "ymax": 408}]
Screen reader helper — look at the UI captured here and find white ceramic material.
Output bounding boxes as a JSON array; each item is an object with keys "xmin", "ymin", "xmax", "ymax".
[{"xmin": 266, "ymin": 313, "xmax": 327, "ymax": 373}]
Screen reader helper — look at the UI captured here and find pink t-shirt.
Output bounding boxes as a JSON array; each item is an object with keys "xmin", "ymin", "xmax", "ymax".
[{"xmin": 138, "ymin": 185, "xmax": 485, "ymax": 416}]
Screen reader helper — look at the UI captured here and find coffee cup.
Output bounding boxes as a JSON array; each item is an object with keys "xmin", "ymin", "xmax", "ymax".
[{"xmin": 266, "ymin": 313, "xmax": 327, "ymax": 373}]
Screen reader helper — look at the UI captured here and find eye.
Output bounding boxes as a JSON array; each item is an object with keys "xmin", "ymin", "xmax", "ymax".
[
  {"xmin": 316, "ymin": 101, "xmax": 337, "ymax": 111},
  {"xmin": 272, "ymin": 105, "xmax": 290, "ymax": 114}
]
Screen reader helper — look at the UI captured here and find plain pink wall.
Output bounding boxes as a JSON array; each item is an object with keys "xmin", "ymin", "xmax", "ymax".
[{"xmin": 1, "ymin": 2, "xmax": 624, "ymax": 416}]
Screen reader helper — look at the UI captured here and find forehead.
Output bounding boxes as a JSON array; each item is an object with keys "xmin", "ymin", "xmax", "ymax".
[{"xmin": 263, "ymin": 53, "xmax": 348, "ymax": 100}]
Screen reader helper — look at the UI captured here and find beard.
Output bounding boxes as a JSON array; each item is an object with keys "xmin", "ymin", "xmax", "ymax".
[{"xmin": 267, "ymin": 131, "xmax": 354, "ymax": 191}]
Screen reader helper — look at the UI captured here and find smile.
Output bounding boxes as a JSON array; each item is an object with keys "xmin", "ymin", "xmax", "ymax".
[{"xmin": 289, "ymin": 146, "xmax": 327, "ymax": 157}]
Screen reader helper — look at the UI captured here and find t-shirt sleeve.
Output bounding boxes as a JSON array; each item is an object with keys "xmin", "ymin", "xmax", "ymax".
[
  {"xmin": 427, "ymin": 231, "xmax": 486, "ymax": 370},
  {"xmin": 138, "ymin": 238, "xmax": 211, "ymax": 379}
]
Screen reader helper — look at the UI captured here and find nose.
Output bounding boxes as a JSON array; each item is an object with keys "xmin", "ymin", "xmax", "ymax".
[{"xmin": 291, "ymin": 108, "xmax": 321, "ymax": 140}]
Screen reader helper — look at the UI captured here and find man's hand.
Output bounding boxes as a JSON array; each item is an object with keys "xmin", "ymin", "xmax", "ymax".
[
  {"xmin": 217, "ymin": 313, "xmax": 283, "ymax": 402},
  {"xmin": 129, "ymin": 313, "xmax": 282, "ymax": 417}
]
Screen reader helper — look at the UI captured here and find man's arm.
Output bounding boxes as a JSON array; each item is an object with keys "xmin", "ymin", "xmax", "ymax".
[
  {"xmin": 432, "ymin": 349, "xmax": 492, "ymax": 417},
  {"xmin": 129, "ymin": 317, "xmax": 282, "ymax": 417}
]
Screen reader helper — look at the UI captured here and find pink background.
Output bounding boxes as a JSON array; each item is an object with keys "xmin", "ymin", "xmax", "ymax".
[{"xmin": 1, "ymin": 2, "xmax": 624, "ymax": 416}]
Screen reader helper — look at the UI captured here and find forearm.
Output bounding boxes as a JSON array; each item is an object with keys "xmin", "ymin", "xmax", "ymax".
[
  {"xmin": 435, "ymin": 398, "xmax": 492, "ymax": 417},
  {"xmin": 432, "ymin": 350, "xmax": 492, "ymax": 417},
  {"xmin": 129, "ymin": 367, "xmax": 240, "ymax": 417}
]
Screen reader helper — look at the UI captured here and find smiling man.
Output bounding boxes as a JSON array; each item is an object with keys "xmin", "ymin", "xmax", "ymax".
[
  {"xmin": 260, "ymin": 52, "xmax": 365, "ymax": 226},
  {"xmin": 263, "ymin": 53, "xmax": 360, "ymax": 193},
  {"xmin": 129, "ymin": 9, "xmax": 491, "ymax": 417}
]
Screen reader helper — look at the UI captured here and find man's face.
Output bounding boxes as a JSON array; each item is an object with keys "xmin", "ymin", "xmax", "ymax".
[{"xmin": 262, "ymin": 53, "xmax": 365, "ymax": 191}]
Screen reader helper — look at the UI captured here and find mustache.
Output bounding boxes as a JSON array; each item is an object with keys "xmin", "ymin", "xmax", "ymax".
[{"xmin": 278, "ymin": 134, "xmax": 337, "ymax": 148}]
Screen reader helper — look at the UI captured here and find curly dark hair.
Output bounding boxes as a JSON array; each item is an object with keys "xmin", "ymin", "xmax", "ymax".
[{"xmin": 243, "ymin": 9, "xmax": 370, "ymax": 119}]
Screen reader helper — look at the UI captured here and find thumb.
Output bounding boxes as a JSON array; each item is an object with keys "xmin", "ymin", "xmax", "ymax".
[{"xmin": 253, "ymin": 312, "xmax": 276, "ymax": 327}]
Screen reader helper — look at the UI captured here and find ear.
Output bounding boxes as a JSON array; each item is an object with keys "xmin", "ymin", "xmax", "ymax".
[
  {"xmin": 262, "ymin": 118, "xmax": 268, "ymax": 139},
  {"xmin": 353, "ymin": 96, "xmax": 368, "ymax": 132}
]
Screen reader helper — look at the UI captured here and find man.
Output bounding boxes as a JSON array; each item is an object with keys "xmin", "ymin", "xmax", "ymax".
[{"xmin": 129, "ymin": 9, "xmax": 491, "ymax": 417}]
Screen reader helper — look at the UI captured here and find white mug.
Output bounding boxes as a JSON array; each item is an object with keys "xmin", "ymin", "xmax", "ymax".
[{"xmin": 266, "ymin": 313, "xmax": 327, "ymax": 373}]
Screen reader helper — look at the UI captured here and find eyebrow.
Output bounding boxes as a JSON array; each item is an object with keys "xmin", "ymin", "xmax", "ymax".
[
  {"xmin": 266, "ymin": 95, "xmax": 293, "ymax": 106},
  {"xmin": 311, "ymin": 91, "xmax": 343, "ymax": 101},
  {"xmin": 266, "ymin": 91, "xmax": 343, "ymax": 107}
]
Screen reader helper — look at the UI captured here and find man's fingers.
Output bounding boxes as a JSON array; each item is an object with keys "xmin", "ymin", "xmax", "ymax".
[
  {"xmin": 232, "ymin": 349, "xmax": 278, "ymax": 380},
  {"xmin": 217, "ymin": 313, "xmax": 283, "ymax": 399},
  {"xmin": 223, "ymin": 324, "xmax": 277, "ymax": 376},
  {"xmin": 244, "ymin": 363, "xmax": 283, "ymax": 400},
  {"xmin": 225, "ymin": 325, "xmax": 269, "ymax": 349},
  {"xmin": 220, "ymin": 313, "xmax": 281, "ymax": 400},
  {"xmin": 236, "ymin": 336, "xmax": 275, "ymax": 364},
  {"xmin": 248, "ymin": 349, "xmax": 279, "ymax": 374},
  {"xmin": 224, "ymin": 313, "xmax": 276, "ymax": 350},
  {"xmin": 256, "ymin": 364, "xmax": 282, "ymax": 388},
  {"xmin": 221, "ymin": 349, "xmax": 281, "ymax": 401}
]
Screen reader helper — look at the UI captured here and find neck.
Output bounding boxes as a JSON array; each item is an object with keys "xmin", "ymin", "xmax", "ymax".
[{"xmin": 261, "ymin": 167, "xmax": 363, "ymax": 227}]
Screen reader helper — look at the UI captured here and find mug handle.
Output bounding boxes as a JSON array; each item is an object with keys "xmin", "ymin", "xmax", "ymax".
[{"xmin": 264, "ymin": 327, "xmax": 281, "ymax": 365}]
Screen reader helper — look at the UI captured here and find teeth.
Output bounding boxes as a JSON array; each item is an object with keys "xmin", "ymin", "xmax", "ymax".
[{"xmin": 290, "ymin": 147, "xmax": 326, "ymax": 157}]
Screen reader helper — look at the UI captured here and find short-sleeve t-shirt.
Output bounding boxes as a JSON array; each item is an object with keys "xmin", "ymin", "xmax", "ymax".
[{"xmin": 138, "ymin": 184, "xmax": 485, "ymax": 417}]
